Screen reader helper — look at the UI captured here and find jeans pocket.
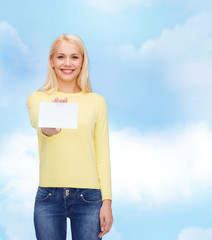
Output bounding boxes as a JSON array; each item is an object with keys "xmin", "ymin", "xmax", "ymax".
[
  {"xmin": 80, "ymin": 189, "xmax": 102, "ymax": 204},
  {"xmin": 35, "ymin": 187, "xmax": 52, "ymax": 202}
]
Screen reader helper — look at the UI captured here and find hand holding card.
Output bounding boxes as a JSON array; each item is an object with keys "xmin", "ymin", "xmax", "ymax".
[{"xmin": 38, "ymin": 97, "xmax": 79, "ymax": 136}]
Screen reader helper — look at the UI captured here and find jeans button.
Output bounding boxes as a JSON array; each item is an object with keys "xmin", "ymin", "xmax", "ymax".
[{"xmin": 66, "ymin": 190, "xmax": 69, "ymax": 196}]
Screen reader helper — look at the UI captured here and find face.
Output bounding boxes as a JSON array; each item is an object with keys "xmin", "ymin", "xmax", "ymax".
[{"xmin": 50, "ymin": 40, "xmax": 83, "ymax": 84}]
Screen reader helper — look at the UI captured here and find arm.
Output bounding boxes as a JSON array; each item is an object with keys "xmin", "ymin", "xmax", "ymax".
[
  {"xmin": 94, "ymin": 95, "xmax": 112, "ymax": 201},
  {"xmin": 27, "ymin": 91, "xmax": 53, "ymax": 138},
  {"xmin": 94, "ymin": 96, "xmax": 113, "ymax": 238}
]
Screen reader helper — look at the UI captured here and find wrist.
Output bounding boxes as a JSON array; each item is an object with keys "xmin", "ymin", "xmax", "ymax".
[{"xmin": 102, "ymin": 199, "xmax": 112, "ymax": 206}]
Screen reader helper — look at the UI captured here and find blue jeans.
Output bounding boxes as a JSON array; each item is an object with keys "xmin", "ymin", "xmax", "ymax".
[{"xmin": 34, "ymin": 186, "xmax": 103, "ymax": 240}]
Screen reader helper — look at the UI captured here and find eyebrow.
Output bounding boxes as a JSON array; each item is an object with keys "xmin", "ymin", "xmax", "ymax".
[{"xmin": 56, "ymin": 53, "xmax": 81, "ymax": 55}]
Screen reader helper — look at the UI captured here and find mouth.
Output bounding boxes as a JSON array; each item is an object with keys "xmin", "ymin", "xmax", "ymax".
[{"xmin": 61, "ymin": 69, "xmax": 75, "ymax": 74}]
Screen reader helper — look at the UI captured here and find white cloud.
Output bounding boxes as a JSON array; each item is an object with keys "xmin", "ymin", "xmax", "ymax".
[
  {"xmin": 0, "ymin": 21, "xmax": 33, "ymax": 108},
  {"xmin": 0, "ymin": 132, "xmax": 39, "ymax": 239},
  {"xmin": 110, "ymin": 122, "xmax": 212, "ymax": 207},
  {"xmin": 142, "ymin": 10, "xmax": 212, "ymax": 119},
  {"xmin": 110, "ymin": 9, "xmax": 212, "ymax": 120},
  {"xmin": 178, "ymin": 227, "xmax": 212, "ymax": 240},
  {"xmin": 0, "ymin": 21, "xmax": 30, "ymax": 74},
  {"xmin": 0, "ymin": 21, "xmax": 46, "ymax": 111},
  {"xmin": 138, "ymin": 10, "xmax": 212, "ymax": 86},
  {"xmin": 0, "ymin": 21, "xmax": 29, "ymax": 54}
]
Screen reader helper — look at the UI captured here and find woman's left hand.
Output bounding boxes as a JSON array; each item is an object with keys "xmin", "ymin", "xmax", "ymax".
[{"xmin": 98, "ymin": 200, "xmax": 113, "ymax": 238}]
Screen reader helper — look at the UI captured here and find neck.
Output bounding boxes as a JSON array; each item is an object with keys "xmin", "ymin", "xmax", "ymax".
[{"xmin": 57, "ymin": 80, "xmax": 82, "ymax": 94}]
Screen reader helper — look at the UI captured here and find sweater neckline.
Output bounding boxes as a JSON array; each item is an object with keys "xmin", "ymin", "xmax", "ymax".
[{"xmin": 56, "ymin": 90, "xmax": 83, "ymax": 96}]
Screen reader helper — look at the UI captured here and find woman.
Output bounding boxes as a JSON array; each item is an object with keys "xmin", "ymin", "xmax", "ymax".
[{"xmin": 27, "ymin": 34, "xmax": 113, "ymax": 240}]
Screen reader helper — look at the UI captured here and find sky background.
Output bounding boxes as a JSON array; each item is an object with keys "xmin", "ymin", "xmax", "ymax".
[{"xmin": 0, "ymin": 0, "xmax": 212, "ymax": 239}]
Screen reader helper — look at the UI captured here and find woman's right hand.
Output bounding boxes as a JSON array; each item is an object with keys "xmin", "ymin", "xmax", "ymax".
[{"xmin": 41, "ymin": 96, "xmax": 68, "ymax": 136}]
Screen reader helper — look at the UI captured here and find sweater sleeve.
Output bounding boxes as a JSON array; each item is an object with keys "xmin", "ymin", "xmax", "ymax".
[
  {"xmin": 94, "ymin": 96, "xmax": 112, "ymax": 201},
  {"xmin": 26, "ymin": 91, "xmax": 53, "ymax": 138}
]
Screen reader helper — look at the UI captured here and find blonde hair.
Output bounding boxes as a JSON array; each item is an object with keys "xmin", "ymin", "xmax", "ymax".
[{"xmin": 38, "ymin": 34, "xmax": 92, "ymax": 94}]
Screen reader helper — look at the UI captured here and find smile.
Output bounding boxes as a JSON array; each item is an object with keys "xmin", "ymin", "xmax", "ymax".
[{"xmin": 61, "ymin": 69, "xmax": 75, "ymax": 74}]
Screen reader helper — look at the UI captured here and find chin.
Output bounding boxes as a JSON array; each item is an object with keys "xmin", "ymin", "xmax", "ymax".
[{"xmin": 63, "ymin": 77, "xmax": 78, "ymax": 82}]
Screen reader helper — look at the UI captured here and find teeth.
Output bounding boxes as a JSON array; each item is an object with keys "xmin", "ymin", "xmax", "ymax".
[{"xmin": 62, "ymin": 69, "xmax": 74, "ymax": 73}]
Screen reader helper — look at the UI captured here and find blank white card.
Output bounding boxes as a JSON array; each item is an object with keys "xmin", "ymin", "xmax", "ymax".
[{"xmin": 38, "ymin": 102, "xmax": 78, "ymax": 129}]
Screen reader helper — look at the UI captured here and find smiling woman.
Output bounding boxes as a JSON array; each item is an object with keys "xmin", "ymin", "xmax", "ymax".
[
  {"xmin": 50, "ymin": 41, "xmax": 83, "ymax": 89},
  {"xmin": 38, "ymin": 34, "xmax": 91, "ymax": 95},
  {"xmin": 26, "ymin": 34, "xmax": 113, "ymax": 240}
]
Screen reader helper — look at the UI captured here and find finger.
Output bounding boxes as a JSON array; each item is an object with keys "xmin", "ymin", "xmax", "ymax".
[
  {"xmin": 101, "ymin": 224, "xmax": 110, "ymax": 237},
  {"xmin": 41, "ymin": 127, "xmax": 50, "ymax": 136},
  {"xmin": 55, "ymin": 128, "xmax": 61, "ymax": 133},
  {"xmin": 98, "ymin": 227, "xmax": 109, "ymax": 238},
  {"xmin": 98, "ymin": 217, "xmax": 105, "ymax": 238},
  {"xmin": 64, "ymin": 97, "xmax": 68, "ymax": 102},
  {"xmin": 98, "ymin": 229, "xmax": 106, "ymax": 238},
  {"xmin": 100, "ymin": 217, "xmax": 105, "ymax": 232},
  {"xmin": 52, "ymin": 97, "xmax": 59, "ymax": 102},
  {"xmin": 98, "ymin": 219, "xmax": 113, "ymax": 238}
]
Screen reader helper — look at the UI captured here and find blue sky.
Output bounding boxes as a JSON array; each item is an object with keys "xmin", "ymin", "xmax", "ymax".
[{"xmin": 0, "ymin": 0, "xmax": 212, "ymax": 239}]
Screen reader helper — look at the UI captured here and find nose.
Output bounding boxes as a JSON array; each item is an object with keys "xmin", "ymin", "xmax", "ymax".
[{"xmin": 64, "ymin": 57, "xmax": 71, "ymax": 66}]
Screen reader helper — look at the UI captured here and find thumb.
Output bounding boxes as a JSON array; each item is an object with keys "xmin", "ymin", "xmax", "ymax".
[{"xmin": 55, "ymin": 128, "xmax": 61, "ymax": 132}]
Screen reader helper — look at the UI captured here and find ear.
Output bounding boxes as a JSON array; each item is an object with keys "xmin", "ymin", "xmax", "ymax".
[{"xmin": 50, "ymin": 57, "xmax": 54, "ymax": 68}]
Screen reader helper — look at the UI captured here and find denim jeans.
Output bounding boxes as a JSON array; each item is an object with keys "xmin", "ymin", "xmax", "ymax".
[{"xmin": 34, "ymin": 186, "xmax": 103, "ymax": 240}]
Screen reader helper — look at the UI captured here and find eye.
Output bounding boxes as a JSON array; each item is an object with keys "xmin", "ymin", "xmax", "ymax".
[
  {"xmin": 58, "ymin": 56, "xmax": 64, "ymax": 59},
  {"xmin": 72, "ymin": 56, "xmax": 79, "ymax": 59}
]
